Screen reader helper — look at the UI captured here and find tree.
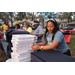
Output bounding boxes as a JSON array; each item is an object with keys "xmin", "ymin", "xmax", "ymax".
[
  {"xmin": 14, "ymin": 12, "xmax": 27, "ymax": 21},
  {"xmin": 44, "ymin": 12, "xmax": 51, "ymax": 18},
  {"xmin": 72, "ymin": 12, "xmax": 75, "ymax": 21},
  {"xmin": 7, "ymin": 12, "xmax": 15, "ymax": 26},
  {"xmin": 27, "ymin": 12, "xmax": 35, "ymax": 21},
  {"xmin": 58, "ymin": 12, "xmax": 73, "ymax": 23},
  {"xmin": 0, "ymin": 12, "xmax": 9, "ymax": 22},
  {"xmin": 32, "ymin": 12, "xmax": 34, "ymax": 21},
  {"xmin": 38, "ymin": 12, "xmax": 54, "ymax": 27}
]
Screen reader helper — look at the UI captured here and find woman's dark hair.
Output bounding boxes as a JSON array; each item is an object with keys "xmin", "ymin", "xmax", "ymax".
[
  {"xmin": 4, "ymin": 22, "xmax": 7, "ymax": 24},
  {"xmin": 16, "ymin": 24, "xmax": 20, "ymax": 28},
  {"xmin": 44, "ymin": 19, "xmax": 59, "ymax": 41}
]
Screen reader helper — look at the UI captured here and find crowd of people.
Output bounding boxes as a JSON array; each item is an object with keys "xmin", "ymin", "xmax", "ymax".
[
  {"xmin": 0, "ymin": 19, "xmax": 71, "ymax": 56},
  {"xmin": 0, "ymin": 20, "xmax": 44, "ymax": 43}
]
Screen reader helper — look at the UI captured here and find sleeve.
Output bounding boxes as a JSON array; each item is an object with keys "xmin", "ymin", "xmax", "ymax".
[
  {"xmin": 54, "ymin": 31, "xmax": 64, "ymax": 42},
  {"xmin": 39, "ymin": 26, "xmax": 43, "ymax": 34},
  {"xmin": 1, "ymin": 25, "xmax": 3, "ymax": 28},
  {"xmin": 28, "ymin": 27, "xmax": 32, "ymax": 33},
  {"xmin": 44, "ymin": 32, "xmax": 48, "ymax": 42},
  {"xmin": 29, "ymin": 27, "xmax": 32, "ymax": 33},
  {"xmin": 44, "ymin": 37, "xmax": 47, "ymax": 42},
  {"xmin": 8, "ymin": 24, "xmax": 10, "ymax": 29}
]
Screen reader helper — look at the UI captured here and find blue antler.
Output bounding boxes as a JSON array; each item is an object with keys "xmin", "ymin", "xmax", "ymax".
[
  {"xmin": 49, "ymin": 12, "xmax": 57, "ymax": 19},
  {"xmin": 41, "ymin": 12, "xmax": 57, "ymax": 19},
  {"xmin": 41, "ymin": 12, "xmax": 49, "ymax": 19}
]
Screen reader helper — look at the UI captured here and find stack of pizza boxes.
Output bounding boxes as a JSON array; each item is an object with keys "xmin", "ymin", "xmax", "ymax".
[{"xmin": 11, "ymin": 34, "xmax": 37, "ymax": 62}]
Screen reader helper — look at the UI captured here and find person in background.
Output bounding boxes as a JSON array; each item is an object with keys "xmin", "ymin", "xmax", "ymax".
[
  {"xmin": 0, "ymin": 28, "xmax": 3, "ymax": 31},
  {"xmin": 32, "ymin": 20, "xmax": 43, "ymax": 43},
  {"xmin": 0, "ymin": 28, "xmax": 3, "ymax": 34},
  {"xmin": 24, "ymin": 20, "xmax": 32, "ymax": 34},
  {"xmin": 15, "ymin": 24, "xmax": 21, "ymax": 29},
  {"xmin": 0, "ymin": 28, "xmax": 3, "ymax": 39},
  {"xmin": 31, "ymin": 19, "xmax": 71, "ymax": 56},
  {"xmin": 7, "ymin": 22, "xmax": 10, "ymax": 29},
  {"xmin": 0, "ymin": 22, "xmax": 9, "ymax": 33}
]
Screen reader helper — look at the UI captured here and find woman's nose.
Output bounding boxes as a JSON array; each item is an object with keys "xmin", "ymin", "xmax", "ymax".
[{"xmin": 49, "ymin": 27, "xmax": 51, "ymax": 30}]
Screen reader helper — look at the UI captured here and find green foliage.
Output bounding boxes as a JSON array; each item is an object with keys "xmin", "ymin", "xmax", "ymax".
[
  {"xmin": 59, "ymin": 12, "xmax": 73, "ymax": 23},
  {"xmin": 0, "ymin": 12, "xmax": 9, "ymax": 22},
  {"xmin": 15, "ymin": 12, "xmax": 27, "ymax": 20}
]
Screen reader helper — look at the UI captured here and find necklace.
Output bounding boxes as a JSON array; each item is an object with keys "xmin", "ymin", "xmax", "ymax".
[{"xmin": 50, "ymin": 34, "xmax": 53, "ymax": 39}]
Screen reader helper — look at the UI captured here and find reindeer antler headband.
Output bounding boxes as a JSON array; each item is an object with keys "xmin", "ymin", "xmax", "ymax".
[{"xmin": 40, "ymin": 12, "xmax": 57, "ymax": 22}]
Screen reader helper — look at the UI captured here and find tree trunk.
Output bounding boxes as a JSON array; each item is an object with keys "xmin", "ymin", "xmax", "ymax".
[
  {"xmin": 32, "ymin": 12, "xmax": 34, "ymax": 21},
  {"xmin": 11, "ymin": 16, "xmax": 13, "ymax": 27}
]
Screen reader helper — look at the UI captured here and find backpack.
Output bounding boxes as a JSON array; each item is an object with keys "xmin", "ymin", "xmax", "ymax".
[
  {"xmin": 5, "ymin": 29, "xmax": 14, "ymax": 42},
  {"xmin": 5, "ymin": 29, "xmax": 30, "ymax": 59}
]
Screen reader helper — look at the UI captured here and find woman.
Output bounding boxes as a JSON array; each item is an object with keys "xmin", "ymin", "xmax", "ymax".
[
  {"xmin": 24, "ymin": 21, "xmax": 32, "ymax": 34},
  {"xmin": 0, "ymin": 22, "xmax": 9, "ymax": 33},
  {"xmin": 31, "ymin": 19, "xmax": 71, "ymax": 56},
  {"xmin": 15, "ymin": 24, "xmax": 21, "ymax": 29},
  {"xmin": 0, "ymin": 22, "xmax": 9, "ymax": 39},
  {"xmin": 32, "ymin": 20, "xmax": 43, "ymax": 43}
]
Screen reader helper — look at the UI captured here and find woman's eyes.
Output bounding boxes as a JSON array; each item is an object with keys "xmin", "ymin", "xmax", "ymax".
[{"xmin": 47, "ymin": 26, "xmax": 53, "ymax": 27}]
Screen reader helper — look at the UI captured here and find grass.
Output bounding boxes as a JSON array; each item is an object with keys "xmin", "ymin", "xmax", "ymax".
[{"xmin": 67, "ymin": 33, "xmax": 75, "ymax": 57}]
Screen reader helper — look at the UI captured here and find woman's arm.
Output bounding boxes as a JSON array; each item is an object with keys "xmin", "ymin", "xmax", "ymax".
[
  {"xmin": 31, "ymin": 41, "xmax": 60, "ymax": 50},
  {"xmin": 42, "ymin": 41, "xmax": 59, "ymax": 50},
  {"xmin": 35, "ymin": 41, "xmax": 47, "ymax": 46},
  {"xmin": 37, "ymin": 34, "xmax": 43, "ymax": 38}
]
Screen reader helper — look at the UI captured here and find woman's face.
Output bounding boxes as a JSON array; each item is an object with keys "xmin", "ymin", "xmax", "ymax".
[
  {"xmin": 47, "ymin": 21, "xmax": 55, "ymax": 34},
  {"xmin": 33, "ymin": 24, "xmax": 38, "ymax": 29},
  {"xmin": 5, "ymin": 22, "xmax": 8, "ymax": 25},
  {"xmin": 15, "ymin": 25, "xmax": 18, "ymax": 29},
  {"xmin": 24, "ymin": 22, "xmax": 27, "ymax": 28}
]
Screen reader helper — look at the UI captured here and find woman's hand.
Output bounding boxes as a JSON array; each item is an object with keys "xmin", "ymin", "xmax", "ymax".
[
  {"xmin": 31, "ymin": 44, "xmax": 40, "ymax": 50},
  {"xmin": 34, "ymin": 43, "xmax": 37, "ymax": 45}
]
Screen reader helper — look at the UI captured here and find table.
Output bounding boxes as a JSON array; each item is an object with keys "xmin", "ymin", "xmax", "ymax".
[
  {"xmin": 31, "ymin": 50, "xmax": 75, "ymax": 62},
  {"xmin": 69, "ymin": 30, "xmax": 75, "ymax": 34},
  {"xmin": 61, "ymin": 31, "xmax": 71, "ymax": 43},
  {"xmin": 64, "ymin": 35, "xmax": 71, "ymax": 43},
  {"xmin": 61, "ymin": 30, "xmax": 75, "ymax": 34}
]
